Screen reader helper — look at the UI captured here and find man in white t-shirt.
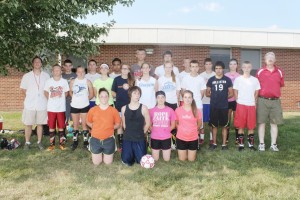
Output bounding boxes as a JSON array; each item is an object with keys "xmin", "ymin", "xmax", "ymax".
[
  {"xmin": 20, "ymin": 56, "xmax": 50, "ymax": 150},
  {"xmin": 155, "ymin": 50, "xmax": 179, "ymax": 78},
  {"xmin": 199, "ymin": 58, "xmax": 216, "ymax": 144},
  {"xmin": 178, "ymin": 58, "xmax": 191, "ymax": 83},
  {"xmin": 85, "ymin": 59, "xmax": 100, "ymax": 107},
  {"xmin": 44, "ymin": 64, "xmax": 70, "ymax": 151},
  {"xmin": 181, "ymin": 60, "xmax": 206, "ymax": 148},
  {"xmin": 233, "ymin": 61, "xmax": 260, "ymax": 151}
]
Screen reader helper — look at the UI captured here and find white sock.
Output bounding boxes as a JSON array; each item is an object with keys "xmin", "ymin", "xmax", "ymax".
[
  {"xmin": 26, "ymin": 142, "xmax": 31, "ymax": 145},
  {"xmin": 200, "ymin": 133, "xmax": 205, "ymax": 140},
  {"xmin": 209, "ymin": 132, "xmax": 212, "ymax": 140}
]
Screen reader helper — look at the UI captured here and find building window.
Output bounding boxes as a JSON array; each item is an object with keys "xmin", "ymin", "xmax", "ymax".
[
  {"xmin": 210, "ymin": 48, "xmax": 231, "ymax": 73},
  {"xmin": 240, "ymin": 49, "xmax": 261, "ymax": 76}
]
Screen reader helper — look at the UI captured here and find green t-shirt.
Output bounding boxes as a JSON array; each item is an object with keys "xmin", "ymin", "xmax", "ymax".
[{"xmin": 93, "ymin": 78, "xmax": 114, "ymax": 106}]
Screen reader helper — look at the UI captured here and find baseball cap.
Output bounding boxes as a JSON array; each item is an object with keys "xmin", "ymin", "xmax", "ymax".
[
  {"xmin": 100, "ymin": 63, "xmax": 109, "ymax": 69},
  {"xmin": 156, "ymin": 91, "xmax": 166, "ymax": 97}
]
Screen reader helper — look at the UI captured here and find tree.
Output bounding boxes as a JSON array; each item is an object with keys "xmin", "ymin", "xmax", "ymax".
[{"xmin": 0, "ymin": 0, "xmax": 133, "ymax": 75}]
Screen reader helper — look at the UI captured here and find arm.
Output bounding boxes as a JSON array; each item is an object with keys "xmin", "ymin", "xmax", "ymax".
[
  {"xmin": 206, "ymin": 87, "xmax": 211, "ymax": 97},
  {"xmin": 142, "ymin": 105, "xmax": 151, "ymax": 135},
  {"xmin": 21, "ymin": 89, "xmax": 26, "ymax": 101},
  {"xmin": 254, "ymin": 90, "xmax": 259, "ymax": 104},
  {"xmin": 170, "ymin": 121, "xmax": 176, "ymax": 131},
  {"xmin": 197, "ymin": 119, "xmax": 202, "ymax": 131},
  {"xmin": 86, "ymin": 110, "xmax": 93, "ymax": 128},
  {"xmin": 87, "ymin": 80, "xmax": 94, "ymax": 100},
  {"xmin": 200, "ymin": 89, "xmax": 205, "ymax": 99},
  {"xmin": 65, "ymin": 92, "xmax": 69, "ymax": 98},
  {"xmin": 228, "ymin": 87, "xmax": 233, "ymax": 99},
  {"xmin": 44, "ymin": 91, "xmax": 49, "ymax": 99},
  {"xmin": 176, "ymin": 90, "xmax": 180, "ymax": 105},
  {"xmin": 69, "ymin": 79, "xmax": 74, "ymax": 97},
  {"xmin": 121, "ymin": 106, "xmax": 126, "ymax": 130}
]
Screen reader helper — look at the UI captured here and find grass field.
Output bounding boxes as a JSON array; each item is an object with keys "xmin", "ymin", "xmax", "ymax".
[{"xmin": 0, "ymin": 112, "xmax": 299, "ymax": 199}]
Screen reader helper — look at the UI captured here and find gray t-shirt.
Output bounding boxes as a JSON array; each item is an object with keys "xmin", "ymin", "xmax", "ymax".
[
  {"xmin": 131, "ymin": 64, "xmax": 155, "ymax": 80},
  {"xmin": 62, "ymin": 72, "xmax": 77, "ymax": 102}
]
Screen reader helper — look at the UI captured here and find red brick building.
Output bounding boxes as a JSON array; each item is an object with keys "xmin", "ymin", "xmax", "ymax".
[{"xmin": 1, "ymin": 26, "xmax": 299, "ymax": 111}]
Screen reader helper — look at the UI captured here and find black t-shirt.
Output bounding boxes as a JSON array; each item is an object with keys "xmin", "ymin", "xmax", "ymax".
[
  {"xmin": 112, "ymin": 76, "xmax": 130, "ymax": 112},
  {"xmin": 207, "ymin": 75, "xmax": 232, "ymax": 109}
]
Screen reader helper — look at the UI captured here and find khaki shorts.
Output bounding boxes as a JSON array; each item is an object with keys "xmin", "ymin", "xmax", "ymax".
[
  {"xmin": 22, "ymin": 109, "xmax": 48, "ymax": 126},
  {"xmin": 257, "ymin": 98, "xmax": 283, "ymax": 125}
]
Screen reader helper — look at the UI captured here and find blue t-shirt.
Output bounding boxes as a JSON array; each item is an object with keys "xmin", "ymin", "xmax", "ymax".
[
  {"xmin": 112, "ymin": 76, "xmax": 130, "ymax": 112},
  {"xmin": 207, "ymin": 75, "xmax": 232, "ymax": 109}
]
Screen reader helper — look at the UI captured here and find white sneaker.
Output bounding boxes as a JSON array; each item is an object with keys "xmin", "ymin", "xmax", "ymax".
[
  {"xmin": 270, "ymin": 144, "xmax": 279, "ymax": 152},
  {"xmin": 258, "ymin": 143, "xmax": 265, "ymax": 151}
]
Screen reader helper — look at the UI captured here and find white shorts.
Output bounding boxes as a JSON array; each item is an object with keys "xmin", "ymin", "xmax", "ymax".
[{"xmin": 22, "ymin": 109, "xmax": 47, "ymax": 126}]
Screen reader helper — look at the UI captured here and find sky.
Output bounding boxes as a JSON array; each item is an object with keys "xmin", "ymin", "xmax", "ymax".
[{"xmin": 77, "ymin": 0, "xmax": 300, "ymax": 30}]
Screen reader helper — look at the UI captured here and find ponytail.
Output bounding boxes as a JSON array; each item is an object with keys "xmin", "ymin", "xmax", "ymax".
[
  {"xmin": 127, "ymin": 70, "xmax": 135, "ymax": 87},
  {"xmin": 171, "ymin": 70, "xmax": 176, "ymax": 83}
]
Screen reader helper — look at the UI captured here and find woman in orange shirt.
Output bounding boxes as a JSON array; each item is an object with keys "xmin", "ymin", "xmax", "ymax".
[{"xmin": 86, "ymin": 88, "xmax": 121, "ymax": 165}]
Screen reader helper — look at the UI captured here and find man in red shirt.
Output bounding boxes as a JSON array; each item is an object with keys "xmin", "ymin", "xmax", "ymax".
[{"xmin": 256, "ymin": 52, "xmax": 284, "ymax": 152}]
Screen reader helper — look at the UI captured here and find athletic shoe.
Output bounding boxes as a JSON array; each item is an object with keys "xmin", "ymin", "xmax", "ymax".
[
  {"xmin": 208, "ymin": 144, "xmax": 217, "ymax": 150},
  {"xmin": 23, "ymin": 143, "xmax": 30, "ymax": 150},
  {"xmin": 249, "ymin": 146, "xmax": 257, "ymax": 151},
  {"xmin": 258, "ymin": 143, "xmax": 265, "ymax": 151},
  {"xmin": 221, "ymin": 145, "xmax": 228, "ymax": 150},
  {"xmin": 71, "ymin": 141, "xmax": 78, "ymax": 151},
  {"xmin": 47, "ymin": 145, "xmax": 55, "ymax": 151},
  {"xmin": 238, "ymin": 146, "xmax": 245, "ymax": 151},
  {"xmin": 59, "ymin": 145, "xmax": 66, "ymax": 150},
  {"xmin": 209, "ymin": 140, "xmax": 214, "ymax": 145},
  {"xmin": 270, "ymin": 144, "xmax": 279, "ymax": 152},
  {"xmin": 37, "ymin": 142, "xmax": 44, "ymax": 150},
  {"xmin": 199, "ymin": 139, "xmax": 204, "ymax": 145}
]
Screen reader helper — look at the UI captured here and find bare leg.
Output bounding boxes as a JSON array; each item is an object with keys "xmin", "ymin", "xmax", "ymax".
[
  {"xmin": 270, "ymin": 123, "xmax": 278, "ymax": 145},
  {"xmin": 222, "ymin": 127, "xmax": 227, "ymax": 145},
  {"xmin": 92, "ymin": 153, "xmax": 103, "ymax": 165},
  {"xmin": 25, "ymin": 125, "xmax": 32, "ymax": 143},
  {"xmin": 103, "ymin": 154, "xmax": 114, "ymax": 164},
  {"xmin": 36, "ymin": 125, "xmax": 43, "ymax": 143},
  {"xmin": 151, "ymin": 149, "xmax": 160, "ymax": 161},
  {"xmin": 71, "ymin": 113, "xmax": 80, "ymax": 130},
  {"xmin": 187, "ymin": 150, "xmax": 197, "ymax": 161},
  {"xmin": 162, "ymin": 149, "xmax": 171, "ymax": 161},
  {"xmin": 212, "ymin": 127, "xmax": 218, "ymax": 144},
  {"xmin": 178, "ymin": 150, "xmax": 187, "ymax": 161},
  {"xmin": 80, "ymin": 113, "xmax": 88, "ymax": 130}
]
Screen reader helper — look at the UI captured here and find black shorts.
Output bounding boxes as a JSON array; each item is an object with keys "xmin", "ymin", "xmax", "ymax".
[
  {"xmin": 176, "ymin": 138, "xmax": 198, "ymax": 150},
  {"xmin": 70, "ymin": 106, "xmax": 90, "ymax": 114},
  {"xmin": 151, "ymin": 138, "xmax": 171, "ymax": 150},
  {"xmin": 165, "ymin": 102, "xmax": 177, "ymax": 111},
  {"xmin": 228, "ymin": 101, "xmax": 237, "ymax": 111},
  {"xmin": 209, "ymin": 107, "xmax": 229, "ymax": 127},
  {"xmin": 89, "ymin": 136, "xmax": 116, "ymax": 155}
]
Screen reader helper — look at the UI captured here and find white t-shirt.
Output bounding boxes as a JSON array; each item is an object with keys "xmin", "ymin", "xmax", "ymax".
[
  {"xmin": 85, "ymin": 73, "xmax": 101, "ymax": 101},
  {"xmin": 109, "ymin": 72, "xmax": 121, "ymax": 79},
  {"xmin": 136, "ymin": 77, "xmax": 156, "ymax": 109},
  {"xmin": 20, "ymin": 71, "xmax": 50, "ymax": 111},
  {"xmin": 199, "ymin": 71, "xmax": 216, "ymax": 104},
  {"xmin": 155, "ymin": 65, "xmax": 180, "ymax": 78},
  {"xmin": 71, "ymin": 78, "xmax": 90, "ymax": 109},
  {"xmin": 181, "ymin": 74, "xmax": 207, "ymax": 109},
  {"xmin": 158, "ymin": 76, "xmax": 181, "ymax": 104},
  {"xmin": 233, "ymin": 76, "xmax": 261, "ymax": 106},
  {"xmin": 178, "ymin": 71, "xmax": 190, "ymax": 83},
  {"xmin": 44, "ymin": 78, "xmax": 70, "ymax": 112}
]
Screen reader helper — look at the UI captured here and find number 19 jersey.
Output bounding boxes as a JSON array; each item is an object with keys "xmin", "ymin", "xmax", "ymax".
[{"xmin": 207, "ymin": 75, "xmax": 232, "ymax": 109}]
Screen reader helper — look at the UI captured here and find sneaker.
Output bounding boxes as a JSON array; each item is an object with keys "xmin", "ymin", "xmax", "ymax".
[
  {"xmin": 238, "ymin": 146, "xmax": 245, "ymax": 151},
  {"xmin": 270, "ymin": 144, "xmax": 279, "ymax": 152},
  {"xmin": 23, "ymin": 143, "xmax": 30, "ymax": 150},
  {"xmin": 37, "ymin": 142, "xmax": 44, "ymax": 150},
  {"xmin": 71, "ymin": 141, "xmax": 78, "ymax": 151},
  {"xmin": 59, "ymin": 145, "xmax": 67, "ymax": 150},
  {"xmin": 47, "ymin": 145, "xmax": 55, "ymax": 151},
  {"xmin": 249, "ymin": 146, "xmax": 257, "ymax": 151},
  {"xmin": 208, "ymin": 144, "xmax": 217, "ymax": 150},
  {"xmin": 221, "ymin": 145, "xmax": 228, "ymax": 150},
  {"xmin": 258, "ymin": 143, "xmax": 265, "ymax": 151},
  {"xmin": 209, "ymin": 140, "xmax": 214, "ymax": 145},
  {"xmin": 199, "ymin": 139, "xmax": 204, "ymax": 145}
]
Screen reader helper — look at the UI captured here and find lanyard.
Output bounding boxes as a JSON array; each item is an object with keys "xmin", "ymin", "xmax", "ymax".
[{"xmin": 33, "ymin": 72, "xmax": 41, "ymax": 91}]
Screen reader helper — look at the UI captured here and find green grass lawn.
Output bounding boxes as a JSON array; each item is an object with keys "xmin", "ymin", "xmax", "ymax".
[{"xmin": 0, "ymin": 112, "xmax": 299, "ymax": 199}]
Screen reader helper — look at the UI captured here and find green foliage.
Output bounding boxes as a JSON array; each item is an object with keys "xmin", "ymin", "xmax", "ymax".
[{"xmin": 0, "ymin": 0, "xmax": 134, "ymax": 75}]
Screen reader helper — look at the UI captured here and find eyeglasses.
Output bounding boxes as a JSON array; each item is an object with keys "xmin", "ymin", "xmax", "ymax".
[{"xmin": 121, "ymin": 68, "xmax": 129, "ymax": 70}]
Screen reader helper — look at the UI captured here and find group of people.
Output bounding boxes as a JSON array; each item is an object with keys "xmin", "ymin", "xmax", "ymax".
[{"xmin": 20, "ymin": 49, "xmax": 284, "ymax": 165}]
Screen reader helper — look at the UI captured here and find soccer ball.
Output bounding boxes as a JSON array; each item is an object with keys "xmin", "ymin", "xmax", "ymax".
[{"xmin": 140, "ymin": 154, "xmax": 155, "ymax": 169}]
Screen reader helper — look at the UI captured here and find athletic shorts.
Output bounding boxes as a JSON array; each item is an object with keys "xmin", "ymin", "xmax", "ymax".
[
  {"xmin": 47, "ymin": 112, "xmax": 66, "ymax": 129},
  {"xmin": 121, "ymin": 139, "xmax": 146, "ymax": 166},
  {"xmin": 176, "ymin": 138, "xmax": 198, "ymax": 150},
  {"xmin": 202, "ymin": 104, "xmax": 210, "ymax": 123},
  {"xmin": 89, "ymin": 136, "xmax": 116, "ymax": 155},
  {"xmin": 257, "ymin": 97, "xmax": 283, "ymax": 125},
  {"xmin": 151, "ymin": 138, "xmax": 171, "ymax": 150},
  {"xmin": 70, "ymin": 106, "xmax": 90, "ymax": 114},
  {"xmin": 22, "ymin": 109, "xmax": 47, "ymax": 126},
  {"xmin": 89, "ymin": 101, "xmax": 96, "ymax": 108},
  {"xmin": 228, "ymin": 101, "xmax": 237, "ymax": 111},
  {"xmin": 209, "ymin": 107, "xmax": 229, "ymax": 127},
  {"xmin": 165, "ymin": 102, "xmax": 177, "ymax": 111},
  {"xmin": 234, "ymin": 104, "xmax": 256, "ymax": 130}
]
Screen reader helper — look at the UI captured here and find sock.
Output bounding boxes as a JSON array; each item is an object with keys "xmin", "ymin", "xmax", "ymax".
[
  {"xmin": 49, "ymin": 131, "xmax": 56, "ymax": 146},
  {"xmin": 26, "ymin": 141, "xmax": 31, "ymax": 145},
  {"xmin": 37, "ymin": 141, "xmax": 41, "ymax": 144},
  {"xmin": 59, "ymin": 131, "xmax": 66, "ymax": 145},
  {"xmin": 235, "ymin": 129, "xmax": 239, "ymax": 141},
  {"xmin": 200, "ymin": 133, "xmax": 205, "ymax": 140},
  {"xmin": 82, "ymin": 130, "xmax": 89, "ymax": 142},
  {"xmin": 238, "ymin": 134, "xmax": 244, "ymax": 147},
  {"xmin": 118, "ymin": 134, "xmax": 123, "ymax": 149},
  {"xmin": 73, "ymin": 130, "xmax": 79, "ymax": 142},
  {"xmin": 209, "ymin": 132, "xmax": 213, "ymax": 140},
  {"xmin": 248, "ymin": 134, "xmax": 254, "ymax": 147}
]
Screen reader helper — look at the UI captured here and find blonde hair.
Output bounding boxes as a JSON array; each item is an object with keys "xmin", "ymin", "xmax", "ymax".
[{"xmin": 183, "ymin": 90, "xmax": 198, "ymax": 118}]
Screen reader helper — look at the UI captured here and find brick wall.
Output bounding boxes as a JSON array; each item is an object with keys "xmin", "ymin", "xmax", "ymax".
[{"xmin": 0, "ymin": 45, "xmax": 299, "ymax": 111}]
